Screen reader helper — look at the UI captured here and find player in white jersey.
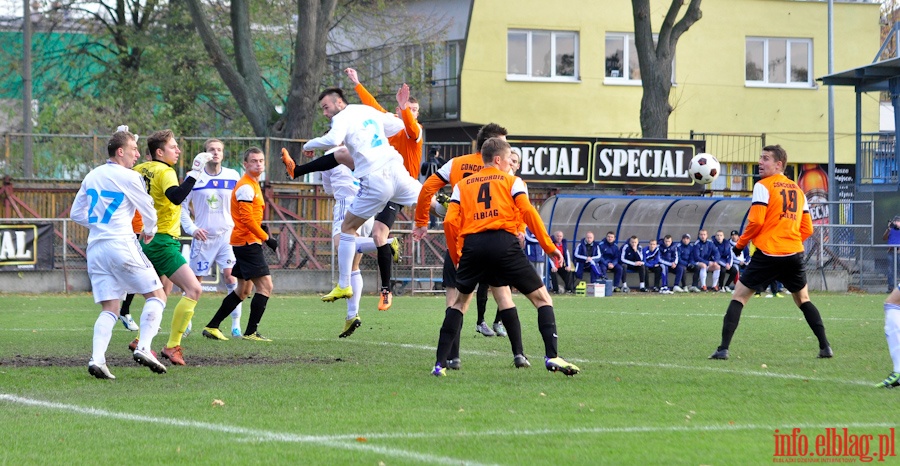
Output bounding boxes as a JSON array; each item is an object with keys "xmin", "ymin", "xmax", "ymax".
[
  {"xmin": 321, "ymin": 164, "xmax": 375, "ymax": 337},
  {"xmin": 180, "ymin": 138, "xmax": 243, "ymax": 337},
  {"xmin": 301, "ymin": 87, "xmax": 422, "ymax": 302},
  {"xmin": 71, "ymin": 128, "xmax": 169, "ymax": 379}
]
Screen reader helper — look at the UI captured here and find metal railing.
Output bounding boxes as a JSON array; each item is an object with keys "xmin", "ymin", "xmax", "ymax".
[
  {"xmin": 0, "ymin": 217, "xmax": 451, "ymax": 294},
  {"xmin": 860, "ymin": 132, "xmax": 898, "ymax": 185}
]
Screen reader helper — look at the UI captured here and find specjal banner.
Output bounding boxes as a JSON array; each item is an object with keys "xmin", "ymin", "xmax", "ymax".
[
  {"xmin": 508, "ymin": 136, "xmax": 706, "ymax": 188},
  {"xmin": 0, "ymin": 223, "xmax": 54, "ymax": 271}
]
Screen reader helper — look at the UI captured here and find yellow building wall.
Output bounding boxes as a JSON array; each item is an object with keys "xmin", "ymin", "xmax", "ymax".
[{"xmin": 460, "ymin": 0, "xmax": 881, "ymax": 164}]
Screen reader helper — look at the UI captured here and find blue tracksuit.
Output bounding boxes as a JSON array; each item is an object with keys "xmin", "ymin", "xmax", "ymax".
[
  {"xmin": 573, "ymin": 239, "xmax": 603, "ymax": 283},
  {"xmin": 598, "ymin": 238, "xmax": 623, "ymax": 286},
  {"xmin": 657, "ymin": 240, "xmax": 682, "ymax": 288},
  {"xmin": 676, "ymin": 239, "xmax": 695, "ymax": 287}
]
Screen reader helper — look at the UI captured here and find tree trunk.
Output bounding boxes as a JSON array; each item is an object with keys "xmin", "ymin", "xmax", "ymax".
[
  {"xmin": 185, "ymin": 0, "xmax": 277, "ymax": 137},
  {"xmin": 631, "ymin": 0, "xmax": 703, "ymax": 139}
]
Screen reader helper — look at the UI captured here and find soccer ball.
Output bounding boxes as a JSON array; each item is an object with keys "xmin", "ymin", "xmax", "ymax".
[
  {"xmin": 430, "ymin": 193, "xmax": 450, "ymax": 218},
  {"xmin": 687, "ymin": 153, "xmax": 720, "ymax": 185}
]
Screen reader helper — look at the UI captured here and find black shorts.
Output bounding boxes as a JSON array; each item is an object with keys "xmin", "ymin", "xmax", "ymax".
[
  {"xmin": 232, "ymin": 244, "xmax": 270, "ymax": 280},
  {"xmin": 374, "ymin": 202, "xmax": 401, "ymax": 228},
  {"xmin": 455, "ymin": 230, "xmax": 544, "ymax": 295},
  {"xmin": 442, "ymin": 249, "xmax": 457, "ymax": 289},
  {"xmin": 739, "ymin": 250, "xmax": 806, "ymax": 293}
]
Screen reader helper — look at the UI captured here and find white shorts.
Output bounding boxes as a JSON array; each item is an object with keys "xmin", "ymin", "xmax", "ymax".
[
  {"xmin": 350, "ymin": 164, "xmax": 422, "ymax": 219},
  {"xmin": 87, "ymin": 238, "xmax": 162, "ymax": 303},
  {"xmin": 188, "ymin": 234, "xmax": 236, "ymax": 276},
  {"xmin": 333, "ymin": 197, "xmax": 374, "ymax": 238}
]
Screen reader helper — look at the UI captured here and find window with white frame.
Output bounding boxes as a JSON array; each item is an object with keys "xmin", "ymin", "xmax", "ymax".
[
  {"xmin": 745, "ymin": 37, "xmax": 813, "ymax": 87},
  {"xmin": 507, "ymin": 29, "xmax": 578, "ymax": 80},
  {"xmin": 605, "ymin": 33, "xmax": 672, "ymax": 84}
]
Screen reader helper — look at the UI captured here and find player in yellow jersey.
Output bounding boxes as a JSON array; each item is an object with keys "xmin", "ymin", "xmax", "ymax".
[
  {"xmin": 709, "ymin": 145, "xmax": 832, "ymax": 361},
  {"xmin": 202, "ymin": 147, "xmax": 277, "ymax": 341},
  {"xmin": 133, "ymin": 130, "xmax": 209, "ymax": 366}
]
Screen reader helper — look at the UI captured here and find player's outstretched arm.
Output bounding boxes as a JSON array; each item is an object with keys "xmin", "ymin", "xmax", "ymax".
[{"xmin": 415, "ymin": 173, "xmax": 448, "ymax": 228}]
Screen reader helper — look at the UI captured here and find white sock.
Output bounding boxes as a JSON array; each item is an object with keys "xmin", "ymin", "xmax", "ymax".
[
  {"xmin": 699, "ymin": 268, "xmax": 707, "ymax": 287},
  {"xmin": 91, "ymin": 311, "xmax": 117, "ymax": 365},
  {"xmin": 347, "ymin": 269, "xmax": 363, "ymax": 319},
  {"xmin": 227, "ymin": 282, "xmax": 242, "ymax": 330},
  {"xmin": 137, "ymin": 297, "xmax": 165, "ymax": 353},
  {"xmin": 639, "ymin": 282, "xmax": 645, "ymax": 289},
  {"xmin": 712, "ymin": 269, "xmax": 721, "ymax": 286},
  {"xmin": 356, "ymin": 237, "xmax": 377, "ymax": 254},
  {"xmin": 885, "ymin": 303, "xmax": 900, "ymax": 372},
  {"xmin": 338, "ymin": 233, "xmax": 356, "ymax": 288}
]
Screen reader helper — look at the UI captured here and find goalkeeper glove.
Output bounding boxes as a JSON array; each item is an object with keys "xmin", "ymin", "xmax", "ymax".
[
  {"xmin": 187, "ymin": 152, "xmax": 213, "ymax": 179},
  {"xmin": 732, "ymin": 246, "xmax": 743, "ymax": 257},
  {"xmin": 282, "ymin": 148, "xmax": 297, "ymax": 179}
]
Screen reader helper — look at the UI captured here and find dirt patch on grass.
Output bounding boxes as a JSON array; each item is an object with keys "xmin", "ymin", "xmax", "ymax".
[{"xmin": 0, "ymin": 354, "xmax": 346, "ymax": 368}]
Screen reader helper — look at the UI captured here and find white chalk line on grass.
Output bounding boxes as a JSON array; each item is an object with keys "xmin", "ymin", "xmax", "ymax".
[
  {"xmin": 3, "ymin": 393, "xmax": 894, "ymax": 457},
  {"xmin": 0, "ymin": 394, "xmax": 494, "ymax": 466},
  {"xmin": 318, "ymin": 421, "xmax": 899, "ymax": 442},
  {"xmin": 320, "ymin": 339, "xmax": 875, "ymax": 387}
]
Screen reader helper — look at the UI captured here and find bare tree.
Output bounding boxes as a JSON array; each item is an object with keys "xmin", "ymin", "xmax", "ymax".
[
  {"xmin": 631, "ymin": 0, "xmax": 702, "ymax": 138},
  {"xmin": 185, "ymin": 0, "xmax": 335, "ymax": 146}
]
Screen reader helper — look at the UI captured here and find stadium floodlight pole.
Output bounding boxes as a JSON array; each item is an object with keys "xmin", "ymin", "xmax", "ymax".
[
  {"xmin": 22, "ymin": 0, "xmax": 33, "ymax": 178},
  {"xmin": 827, "ymin": 0, "xmax": 835, "ymax": 204}
]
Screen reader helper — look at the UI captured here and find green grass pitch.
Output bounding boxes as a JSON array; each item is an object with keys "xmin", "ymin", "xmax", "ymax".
[{"xmin": 0, "ymin": 291, "xmax": 897, "ymax": 464}]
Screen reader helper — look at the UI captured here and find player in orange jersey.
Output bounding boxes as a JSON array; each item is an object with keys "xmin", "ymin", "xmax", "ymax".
[
  {"xmin": 709, "ymin": 145, "xmax": 832, "ymax": 361},
  {"xmin": 412, "ymin": 123, "xmax": 508, "ymax": 369},
  {"xmin": 202, "ymin": 147, "xmax": 277, "ymax": 342},
  {"xmin": 431, "ymin": 137, "xmax": 580, "ymax": 377}
]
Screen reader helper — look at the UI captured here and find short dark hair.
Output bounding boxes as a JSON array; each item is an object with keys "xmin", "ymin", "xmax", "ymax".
[
  {"xmin": 763, "ymin": 144, "xmax": 788, "ymax": 165},
  {"xmin": 243, "ymin": 146, "xmax": 264, "ymax": 162},
  {"xmin": 317, "ymin": 87, "xmax": 346, "ymax": 103},
  {"xmin": 480, "ymin": 137, "xmax": 510, "ymax": 164},
  {"xmin": 204, "ymin": 138, "xmax": 224, "ymax": 152},
  {"xmin": 476, "ymin": 123, "xmax": 508, "ymax": 152},
  {"xmin": 147, "ymin": 130, "xmax": 175, "ymax": 161},
  {"xmin": 107, "ymin": 130, "xmax": 135, "ymax": 158},
  {"xmin": 408, "ymin": 97, "xmax": 418, "ymax": 104}
]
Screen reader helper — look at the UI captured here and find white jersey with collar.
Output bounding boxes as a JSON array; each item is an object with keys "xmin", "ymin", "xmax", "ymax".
[
  {"xmin": 180, "ymin": 166, "xmax": 241, "ymax": 237},
  {"xmin": 322, "ymin": 164, "xmax": 360, "ymax": 201},
  {"xmin": 71, "ymin": 161, "xmax": 157, "ymax": 244},
  {"xmin": 303, "ymin": 104, "xmax": 405, "ymax": 179}
]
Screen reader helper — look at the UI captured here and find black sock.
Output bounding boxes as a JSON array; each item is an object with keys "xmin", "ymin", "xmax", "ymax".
[
  {"xmin": 498, "ymin": 307, "xmax": 523, "ymax": 356},
  {"xmin": 207, "ymin": 292, "xmax": 244, "ymax": 329},
  {"xmin": 799, "ymin": 301, "xmax": 830, "ymax": 349},
  {"xmin": 376, "ymin": 244, "xmax": 392, "ymax": 291},
  {"xmin": 120, "ymin": 293, "xmax": 135, "ymax": 315},
  {"xmin": 718, "ymin": 300, "xmax": 744, "ymax": 351},
  {"xmin": 449, "ymin": 318, "xmax": 462, "ymax": 360},
  {"xmin": 294, "ymin": 153, "xmax": 338, "ymax": 178},
  {"xmin": 493, "ymin": 308, "xmax": 502, "ymax": 325},
  {"xmin": 476, "ymin": 283, "xmax": 488, "ymax": 324},
  {"xmin": 244, "ymin": 293, "xmax": 269, "ymax": 335},
  {"xmin": 537, "ymin": 305, "xmax": 558, "ymax": 359},
  {"xmin": 436, "ymin": 307, "xmax": 464, "ymax": 366}
]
